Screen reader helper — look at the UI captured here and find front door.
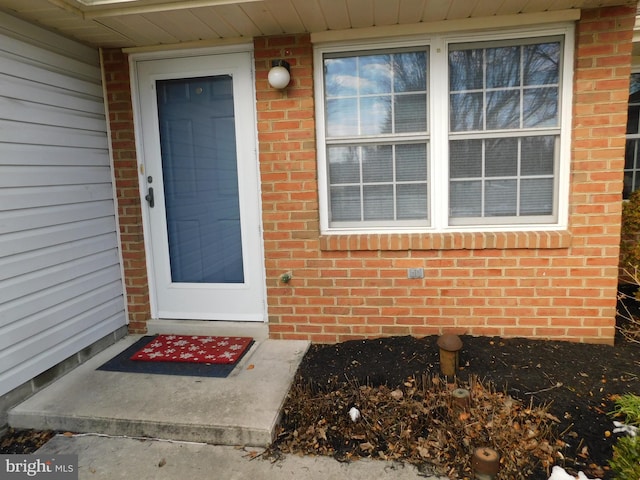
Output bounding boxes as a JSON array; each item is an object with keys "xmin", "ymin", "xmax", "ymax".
[{"xmin": 135, "ymin": 51, "xmax": 265, "ymax": 321}]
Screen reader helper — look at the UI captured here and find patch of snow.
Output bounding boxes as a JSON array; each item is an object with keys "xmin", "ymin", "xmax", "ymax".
[{"xmin": 547, "ymin": 466, "xmax": 601, "ymax": 480}]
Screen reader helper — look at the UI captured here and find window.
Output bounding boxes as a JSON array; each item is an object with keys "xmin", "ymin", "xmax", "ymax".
[
  {"xmin": 323, "ymin": 50, "xmax": 430, "ymax": 227},
  {"xmin": 624, "ymin": 72, "xmax": 640, "ymax": 199},
  {"xmin": 448, "ymin": 39, "xmax": 561, "ymax": 225},
  {"xmin": 316, "ymin": 29, "xmax": 571, "ymax": 233}
]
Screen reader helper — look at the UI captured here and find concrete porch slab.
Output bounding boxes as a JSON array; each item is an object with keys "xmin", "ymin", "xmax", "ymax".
[{"xmin": 9, "ymin": 335, "xmax": 309, "ymax": 447}]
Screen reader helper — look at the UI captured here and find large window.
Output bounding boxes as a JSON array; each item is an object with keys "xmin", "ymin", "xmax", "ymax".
[
  {"xmin": 448, "ymin": 39, "xmax": 561, "ymax": 225},
  {"xmin": 625, "ymin": 72, "xmax": 640, "ymax": 199},
  {"xmin": 324, "ymin": 50, "xmax": 430, "ymax": 227},
  {"xmin": 316, "ymin": 30, "xmax": 571, "ymax": 232}
]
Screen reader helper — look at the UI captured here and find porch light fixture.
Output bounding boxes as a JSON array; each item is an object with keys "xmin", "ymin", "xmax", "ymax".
[{"xmin": 268, "ymin": 60, "xmax": 290, "ymax": 89}]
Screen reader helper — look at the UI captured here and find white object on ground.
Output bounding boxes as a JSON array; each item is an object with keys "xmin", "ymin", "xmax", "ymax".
[
  {"xmin": 547, "ymin": 466, "xmax": 601, "ymax": 480},
  {"xmin": 348, "ymin": 407, "xmax": 361, "ymax": 422},
  {"xmin": 613, "ymin": 420, "xmax": 639, "ymax": 437}
]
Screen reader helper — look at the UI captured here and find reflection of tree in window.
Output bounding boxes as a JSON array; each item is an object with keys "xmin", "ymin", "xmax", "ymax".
[
  {"xmin": 323, "ymin": 49, "xmax": 429, "ymax": 225},
  {"xmin": 448, "ymin": 39, "xmax": 560, "ymax": 222},
  {"xmin": 449, "ymin": 41, "xmax": 559, "ymax": 132}
]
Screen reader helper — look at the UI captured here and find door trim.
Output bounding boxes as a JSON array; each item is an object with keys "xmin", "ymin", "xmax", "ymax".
[{"xmin": 129, "ymin": 45, "xmax": 266, "ymax": 322}]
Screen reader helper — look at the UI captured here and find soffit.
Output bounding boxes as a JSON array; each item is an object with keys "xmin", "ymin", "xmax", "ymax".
[{"xmin": 0, "ymin": 0, "xmax": 636, "ymax": 49}]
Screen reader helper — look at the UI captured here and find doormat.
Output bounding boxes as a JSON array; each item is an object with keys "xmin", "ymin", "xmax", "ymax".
[
  {"xmin": 97, "ymin": 335, "xmax": 254, "ymax": 378},
  {"xmin": 131, "ymin": 335, "xmax": 253, "ymax": 364}
]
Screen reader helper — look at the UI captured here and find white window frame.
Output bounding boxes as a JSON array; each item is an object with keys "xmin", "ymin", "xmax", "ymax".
[{"xmin": 314, "ymin": 24, "xmax": 574, "ymax": 235}]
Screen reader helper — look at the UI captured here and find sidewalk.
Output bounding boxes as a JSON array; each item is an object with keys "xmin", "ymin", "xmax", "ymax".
[{"xmin": 37, "ymin": 434, "xmax": 448, "ymax": 480}]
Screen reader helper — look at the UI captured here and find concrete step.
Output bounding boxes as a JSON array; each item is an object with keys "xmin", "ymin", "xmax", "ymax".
[
  {"xmin": 146, "ymin": 319, "xmax": 270, "ymax": 340},
  {"xmin": 9, "ymin": 335, "xmax": 309, "ymax": 447}
]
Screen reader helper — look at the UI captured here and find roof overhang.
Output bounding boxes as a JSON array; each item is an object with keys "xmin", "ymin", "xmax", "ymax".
[{"xmin": 0, "ymin": 0, "xmax": 637, "ymax": 49}]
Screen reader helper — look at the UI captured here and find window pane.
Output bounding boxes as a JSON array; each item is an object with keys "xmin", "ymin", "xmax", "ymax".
[
  {"xmin": 523, "ymin": 43, "xmax": 560, "ymax": 86},
  {"xmin": 394, "ymin": 52, "xmax": 428, "ymax": 92},
  {"xmin": 625, "ymin": 139, "xmax": 638, "ymax": 169},
  {"xmin": 325, "ymin": 57, "xmax": 358, "ymax": 96},
  {"xmin": 486, "ymin": 89, "xmax": 520, "ymax": 129},
  {"xmin": 522, "ymin": 136, "xmax": 555, "ymax": 175},
  {"xmin": 449, "ymin": 49, "xmax": 483, "ymax": 91},
  {"xmin": 450, "ymin": 136, "xmax": 557, "ymax": 221},
  {"xmin": 450, "ymin": 92, "xmax": 483, "ymax": 131},
  {"xmin": 627, "ymin": 104, "xmax": 640, "ymax": 134},
  {"xmin": 397, "ymin": 184, "xmax": 427, "ymax": 219},
  {"xmin": 363, "ymin": 184, "xmax": 394, "ymax": 220},
  {"xmin": 524, "ymin": 88, "xmax": 558, "ymax": 127},
  {"xmin": 328, "ymin": 146, "xmax": 360, "ymax": 184},
  {"xmin": 396, "ymin": 143, "xmax": 427, "ymax": 181},
  {"xmin": 325, "ymin": 49, "xmax": 428, "ymax": 140},
  {"xmin": 361, "ymin": 96, "xmax": 392, "ymax": 135},
  {"xmin": 450, "ymin": 180, "xmax": 481, "ymax": 217},
  {"xmin": 362, "ymin": 145, "xmax": 392, "ymax": 183},
  {"xmin": 450, "ymin": 139, "xmax": 482, "ymax": 178},
  {"xmin": 331, "ymin": 185, "xmax": 361, "ymax": 221},
  {"xmin": 487, "ymin": 46, "xmax": 520, "ymax": 88},
  {"xmin": 486, "ymin": 179, "xmax": 517, "ymax": 216},
  {"xmin": 623, "ymin": 172, "xmax": 635, "ymax": 198},
  {"xmin": 327, "ymin": 98, "xmax": 358, "ymax": 136},
  {"xmin": 631, "ymin": 73, "xmax": 640, "ymax": 96},
  {"xmin": 450, "ymin": 39, "xmax": 560, "ymax": 136},
  {"xmin": 395, "ymin": 94, "xmax": 427, "ymax": 133},
  {"xmin": 486, "ymin": 138, "xmax": 518, "ymax": 177},
  {"xmin": 360, "ymin": 54, "xmax": 392, "ymax": 94},
  {"xmin": 521, "ymin": 178, "xmax": 553, "ymax": 215}
]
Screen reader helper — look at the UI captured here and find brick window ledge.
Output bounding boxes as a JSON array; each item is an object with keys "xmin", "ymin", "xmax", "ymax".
[{"xmin": 319, "ymin": 230, "xmax": 572, "ymax": 251}]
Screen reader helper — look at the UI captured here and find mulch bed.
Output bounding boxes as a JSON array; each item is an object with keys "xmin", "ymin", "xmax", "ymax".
[
  {"xmin": 269, "ymin": 306, "xmax": 640, "ymax": 479},
  {"xmin": 0, "ymin": 428, "xmax": 55, "ymax": 454}
]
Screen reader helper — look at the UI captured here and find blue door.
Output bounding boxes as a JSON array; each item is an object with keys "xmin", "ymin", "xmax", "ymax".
[{"xmin": 157, "ymin": 75, "xmax": 244, "ymax": 284}]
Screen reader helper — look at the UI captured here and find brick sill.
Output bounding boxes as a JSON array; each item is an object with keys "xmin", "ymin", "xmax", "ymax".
[{"xmin": 319, "ymin": 230, "xmax": 572, "ymax": 251}]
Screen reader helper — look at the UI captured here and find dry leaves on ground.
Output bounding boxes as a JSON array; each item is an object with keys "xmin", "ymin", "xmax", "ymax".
[
  {"xmin": 269, "ymin": 375, "xmax": 564, "ymax": 480},
  {"xmin": 0, "ymin": 428, "xmax": 55, "ymax": 454}
]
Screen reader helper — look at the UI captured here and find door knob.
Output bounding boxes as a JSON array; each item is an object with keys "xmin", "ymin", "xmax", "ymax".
[{"xmin": 145, "ymin": 187, "xmax": 155, "ymax": 208}]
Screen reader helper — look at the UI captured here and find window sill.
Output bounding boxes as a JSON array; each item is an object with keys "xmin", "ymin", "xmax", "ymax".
[{"xmin": 319, "ymin": 230, "xmax": 571, "ymax": 251}]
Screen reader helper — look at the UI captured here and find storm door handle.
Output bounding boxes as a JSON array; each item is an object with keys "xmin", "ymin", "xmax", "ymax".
[{"xmin": 145, "ymin": 187, "xmax": 155, "ymax": 208}]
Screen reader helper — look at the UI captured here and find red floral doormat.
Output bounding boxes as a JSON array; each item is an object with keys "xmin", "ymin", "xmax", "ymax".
[{"xmin": 130, "ymin": 335, "xmax": 253, "ymax": 364}]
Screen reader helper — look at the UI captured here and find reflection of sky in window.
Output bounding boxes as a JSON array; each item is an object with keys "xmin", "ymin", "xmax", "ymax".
[
  {"xmin": 324, "ymin": 51, "xmax": 427, "ymax": 137},
  {"xmin": 360, "ymin": 55, "xmax": 391, "ymax": 94}
]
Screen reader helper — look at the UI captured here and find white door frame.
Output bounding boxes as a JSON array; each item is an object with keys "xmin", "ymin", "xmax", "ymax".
[{"xmin": 129, "ymin": 44, "xmax": 266, "ymax": 322}]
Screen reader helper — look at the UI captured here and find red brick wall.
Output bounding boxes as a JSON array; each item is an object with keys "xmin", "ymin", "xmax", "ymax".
[
  {"xmin": 103, "ymin": 5, "xmax": 634, "ymax": 344},
  {"xmin": 255, "ymin": 6, "xmax": 635, "ymax": 345},
  {"xmin": 101, "ymin": 48, "xmax": 150, "ymax": 333}
]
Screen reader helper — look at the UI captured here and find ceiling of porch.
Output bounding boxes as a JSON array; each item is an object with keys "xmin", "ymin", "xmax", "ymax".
[{"xmin": 0, "ymin": 0, "xmax": 637, "ymax": 50}]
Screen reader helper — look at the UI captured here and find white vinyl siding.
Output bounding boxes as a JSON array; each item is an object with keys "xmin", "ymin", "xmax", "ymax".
[{"xmin": 0, "ymin": 11, "xmax": 126, "ymax": 397}]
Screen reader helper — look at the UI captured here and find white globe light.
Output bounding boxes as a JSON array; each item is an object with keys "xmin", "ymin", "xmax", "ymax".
[{"xmin": 268, "ymin": 65, "xmax": 290, "ymax": 89}]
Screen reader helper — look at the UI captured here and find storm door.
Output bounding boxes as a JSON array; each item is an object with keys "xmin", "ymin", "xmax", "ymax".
[{"xmin": 135, "ymin": 52, "xmax": 265, "ymax": 321}]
